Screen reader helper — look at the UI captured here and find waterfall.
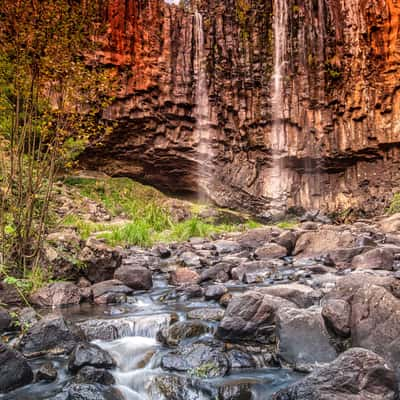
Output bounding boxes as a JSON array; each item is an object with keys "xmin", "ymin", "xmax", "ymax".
[
  {"xmin": 268, "ymin": 0, "xmax": 289, "ymax": 212},
  {"xmin": 194, "ymin": 10, "xmax": 212, "ymax": 199}
]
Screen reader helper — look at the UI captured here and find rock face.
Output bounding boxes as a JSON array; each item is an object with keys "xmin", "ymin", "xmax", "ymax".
[
  {"xmin": 80, "ymin": 0, "xmax": 400, "ymax": 215},
  {"xmin": 272, "ymin": 348, "xmax": 399, "ymax": 400}
]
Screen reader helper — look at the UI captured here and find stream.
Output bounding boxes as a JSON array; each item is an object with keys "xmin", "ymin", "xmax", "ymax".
[{"xmin": 3, "ymin": 275, "xmax": 303, "ymax": 399}]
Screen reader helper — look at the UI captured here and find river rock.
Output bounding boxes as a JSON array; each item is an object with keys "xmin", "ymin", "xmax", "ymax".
[
  {"xmin": 204, "ymin": 284, "xmax": 228, "ymax": 300},
  {"xmin": 80, "ymin": 238, "xmax": 122, "ymax": 283},
  {"xmin": 321, "ymin": 299, "xmax": 351, "ymax": 337},
  {"xmin": 68, "ymin": 342, "xmax": 116, "ymax": 373},
  {"xmin": 199, "ymin": 262, "xmax": 234, "ymax": 283},
  {"xmin": 351, "ymin": 247, "xmax": 394, "ymax": 270},
  {"xmin": 231, "ymin": 260, "xmax": 273, "ymax": 283},
  {"xmin": 271, "ymin": 348, "xmax": 398, "ymax": 400},
  {"xmin": 258, "ymin": 283, "xmax": 320, "ymax": 308},
  {"xmin": 114, "ymin": 265, "xmax": 152, "ymax": 290},
  {"xmin": 0, "ymin": 307, "xmax": 12, "ymax": 331},
  {"xmin": 158, "ymin": 320, "xmax": 210, "ymax": 346},
  {"xmin": 273, "ymin": 230, "xmax": 298, "ymax": 254},
  {"xmin": 74, "ymin": 366, "xmax": 115, "ymax": 385},
  {"xmin": 54, "ymin": 383, "xmax": 124, "ymax": 400},
  {"xmin": 236, "ymin": 228, "xmax": 273, "ymax": 250},
  {"xmin": 214, "ymin": 240, "xmax": 241, "ymax": 254},
  {"xmin": 255, "ymin": 243, "xmax": 287, "ymax": 259},
  {"xmin": 217, "ymin": 291, "xmax": 295, "ymax": 343},
  {"xmin": 227, "ymin": 349, "xmax": 256, "ymax": 369},
  {"xmin": 161, "ymin": 341, "xmax": 229, "ymax": 378},
  {"xmin": 36, "ymin": 362, "xmax": 58, "ymax": 382},
  {"xmin": 30, "ymin": 282, "xmax": 81, "ymax": 307},
  {"xmin": 19, "ymin": 314, "xmax": 85, "ymax": 357},
  {"xmin": 0, "ymin": 343, "xmax": 33, "ymax": 393},
  {"xmin": 92, "ymin": 279, "xmax": 132, "ymax": 304},
  {"xmin": 0, "ymin": 281, "xmax": 23, "ymax": 305},
  {"xmin": 188, "ymin": 308, "xmax": 225, "ymax": 321},
  {"xmin": 379, "ymin": 213, "xmax": 400, "ymax": 233},
  {"xmin": 276, "ymin": 306, "xmax": 337, "ymax": 371},
  {"xmin": 169, "ymin": 268, "xmax": 200, "ymax": 285}
]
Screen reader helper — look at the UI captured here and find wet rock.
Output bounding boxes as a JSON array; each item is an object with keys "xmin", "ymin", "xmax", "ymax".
[
  {"xmin": 36, "ymin": 362, "xmax": 58, "ymax": 382},
  {"xmin": 187, "ymin": 308, "xmax": 225, "ymax": 321},
  {"xmin": 158, "ymin": 320, "xmax": 210, "ymax": 346},
  {"xmin": 272, "ymin": 348, "xmax": 398, "ymax": 400},
  {"xmin": 214, "ymin": 240, "xmax": 241, "ymax": 254},
  {"xmin": 152, "ymin": 244, "xmax": 171, "ymax": 259},
  {"xmin": 219, "ymin": 292, "xmax": 233, "ymax": 307},
  {"xmin": 179, "ymin": 251, "xmax": 202, "ymax": 268},
  {"xmin": 114, "ymin": 265, "xmax": 152, "ymax": 290},
  {"xmin": 217, "ymin": 382, "xmax": 252, "ymax": 400},
  {"xmin": 199, "ymin": 262, "xmax": 233, "ymax": 283},
  {"xmin": 19, "ymin": 314, "xmax": 85, "ymax": 357},
  {"xmin": 169, "ymin": 268, "xmax": 200, "ymax": 285},
  {"xmin": 18, "ymin": 307, "xmax": 38, "ymax": 328},
  {"xmin": 258, "ymin": 283, "xmax": 320, "ymax": 308},
  {"xmin": 204, "ymin": 284, "xmax": 228, "ymax": 301},
  {"xmin": 54, "ymin": 383, "xmax": 124, "ymax": 400},
  {"xmin": 154, "ymin": 375, "xmax": 206, "ymax": 400},
  {"xmin": 176, "ymin": 283, "xmax": 204, "ymax": 298},
  {"xmin": 0, "ymin": 343, "xmax": 33, "ymax": 393},
  {"xmin": 236, "ymin": 228, "xmax": 273, "ymax": 250},
  {"xmin": 92, "ymin": 279, "xmax": 132, "ymax": 304},
  {"xmin": 276, "ymin": 306, "xmax": 337, "ymax": 371},
  {"xmin": 30, "ymin": 282, "xmax": 81, "ymax": 307},
  {"xmin": 321, "ymin": 299, "xmax": 351, "ymax": 338},
  {"xmin": 0, "ymin": 307, "xmax": 12, "ymax": 331},
  {"xmin": 231, "ymin": 260, "xmax": 273, "ymax": 283},
  {"xmin": 351, "ymin": 247, "xmax": 394, "ymax": 270},
  {"xmin": 255, "ymin": 243, "xmax": 288, "ymax": 259},
  {"xmin": 226, "ymin": 349, "xmax": 256, "ymax": 369},
  {"xmin": 217, "ymin": 291, "xmax": 295, "ymax": 343},
  {"xmin": 273, "ymin": 231, "xmax": 298, "ymax": 254},
  {"xmin": 161, "ymin": 341, "xmax": 229, "ymax": 378},
  {"xmin": 80, "ymin": 238, "xmax": 122, "ymax": 283},
  {"xmin": 74, "ymin": 366, "xmax": 115, "ymax": 385},
  {"xmin": 68, "ymin": 342, "xmax": 116, "ymax": 373}
]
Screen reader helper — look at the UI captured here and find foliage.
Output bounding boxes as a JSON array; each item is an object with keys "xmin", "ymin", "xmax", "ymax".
[
  {"xmin": 0, "ymin": 0, "xmax": 113, "ymax": 273},
  {"xmin": 387, "ymin": 193, "xmax": 400, "ymax": 215},
  {"xmin": 275, "ymin": 220, "xmax": 298, "ymax": 229}
]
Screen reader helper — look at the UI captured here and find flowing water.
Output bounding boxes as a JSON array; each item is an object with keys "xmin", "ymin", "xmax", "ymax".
[
  {"xmin": 268, "ymin": 0, "xmax": 289, "ymax": 212},
  {"xmin": 194, "ymin": 10, "xmax": 213, "ymax": 200},
  {"xmin": 3, "ymin": 275, "xmax": 303, "ymax": 400}
]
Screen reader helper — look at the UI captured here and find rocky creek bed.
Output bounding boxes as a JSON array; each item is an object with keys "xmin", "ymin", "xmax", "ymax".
[{"xmin": 1, "ymin": 212, "xmax": 400, "ymax": 399}]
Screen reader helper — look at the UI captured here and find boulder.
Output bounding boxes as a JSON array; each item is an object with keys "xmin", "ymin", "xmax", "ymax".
[
  {"xmin": 321, "ymin": 299, "xmax": 351, "ymax": 338},
  {"xmin": 379, "ymin": 213, "xmax": 400, "ymax": 233},
  {"xmin": 54, "ymin": 383, "xmax": 124, "ymax": 400},
  {"xmin": 214, "ymin": 240, "xmax": 241, "ymax": 254},
  {"xmin": 0, "ymin": 307, "xmax": 12, "ymax": 331},
  {"xmin": 236, "ymin": 228, "xmax": 273, "ymax": 250},
  {"xmin": 276, "ymin": 306, "xmax": 337, "ymax": 371},
  {"xmin": 272, "ymin": 348, "xmax": 398, "ymax": 400},
  {"xmin": 199, "ymin": 262, "xmax": 233, "ymax": 283},
  {"xmin": 273, "ymin": 230, "xmax": 298, "ymax": 254},
  {"xmin": 0, "ymin": 343, "xmax": 33, "ymax": 393},
  {"xmin": 114, "ymin": 265, "xmax": 152, "ymax": 290},
  {"xmin": 74, "ymin": 366, "xmax": 115, "ymax": 385},
  {"xmin": 187, "ymin": 308, "xmax": 225, "ymax": 321},
  {"xmin": 204, "ymin": 284, "xmax": 228, "ymax": 301},
  {"xmin": 19, "ymin": 314, "xmax": 85, "ymax": 357},
  {"xmin": 255, "ymin": 243, "xmax": 288, "ymax": 259},
  {"xmin": 91, "ymin": 280, "xmax": 132, "ymax": 304},
  {"xmin": 351, "ymin": 247, "xmax": 394, "ymax": 270},
  {"xmin": 231, "ymin": 260, "xmax": 273, "ymax": 283},
  {"xmin": 68, "ymin": 342, "xmax": 116, "ymax": 373},
  {"xmin": 0, "ymin": 281, "xmax": 23, "ymax": 305},
  {"xmin": 176, "ymin": 284, "xmax": 204, "ymax": 298},
  {"xmin": 30, "ymin": 282, "xmax": 81, "ymax": 307},
  {"xmin": 217, "ymin": 291, "xmax": 295, "ymax": 343},
  {"xmin": 80, "ymin": 238, "xmax": 122, "ymax": 283},
  {"xmin": 169, "ymin": 268, "xmax": 200, "ymax": 285},
  {"xmin": 258, "ymin": 283, "xmax": 320, "ymax": 308},
  {"xmin": 157, "ymin": 321, "xmax": 210, "ymax": 346},
  {"xmin": 161, "ymin": 341, "xmax": 229, "ymax": 378},
  {"xmin": 36, "ymin": 362, "xmax": 58, "ymax": 382}
]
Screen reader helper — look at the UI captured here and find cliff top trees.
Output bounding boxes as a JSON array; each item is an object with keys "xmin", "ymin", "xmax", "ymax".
[{"xmin": 0, "ymin": 0, "xmax": 112, "ymax": 275}]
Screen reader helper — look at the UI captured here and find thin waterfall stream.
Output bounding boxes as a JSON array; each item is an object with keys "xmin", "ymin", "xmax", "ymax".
[
  {"xmin": 268, "ymin": 0, "xmax": 289, "ymax": 212},
  {"xmin": 194, "ymin": 10, "xmax": 213, "ymax": 200}
]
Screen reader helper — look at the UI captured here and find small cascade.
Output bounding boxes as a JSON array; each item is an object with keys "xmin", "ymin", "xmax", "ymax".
[
  {"xmin": 268, "ymin": 0, "xmax": 289, "ymax": 213},
  {"xmin": 78, "ymin": 313, "xmax": 171, "ymax": 341},
  {"xmin": 193, "ymin": 10, "xmax": 213, "ymax": 200}
]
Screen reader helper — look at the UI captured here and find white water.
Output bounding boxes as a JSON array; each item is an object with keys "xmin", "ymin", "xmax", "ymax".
[
  {"xmin": 194, "ymin": 10, "xmax": 213, "ymax": 199},
  {"xmin": 268, "ymin": 0, "xmax": 289, "ymax": 211}
]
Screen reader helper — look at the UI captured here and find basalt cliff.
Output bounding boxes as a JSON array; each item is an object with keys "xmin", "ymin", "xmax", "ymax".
[{"xmin": 80, "ymin": 0, "xmax": 400, "ymax": 216}]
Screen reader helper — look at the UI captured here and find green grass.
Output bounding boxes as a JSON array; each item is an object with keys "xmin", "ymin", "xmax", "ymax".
[
  {"xmin": 61, "ymin": 176, "xmax": 266, "ymax": 248},
  {"xmin": 387, "ymin": 193, "xmax": 400, "ymax": 215},
  {"xmin": 275, "ymin": 220, "xmax": 298, "ymax": 229}
]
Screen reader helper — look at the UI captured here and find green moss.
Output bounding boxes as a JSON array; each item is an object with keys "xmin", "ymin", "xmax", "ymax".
[
  {"xmin": 387, "ymin": 193, "xmax": 400, "ymax": 215},
  {"xmin": 189, "ymin": 362, "xmax": 219, "ymax": 378},
  {"xmin": 275, "ymin": 220, "xmax": 298, "ymax": 230}
]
